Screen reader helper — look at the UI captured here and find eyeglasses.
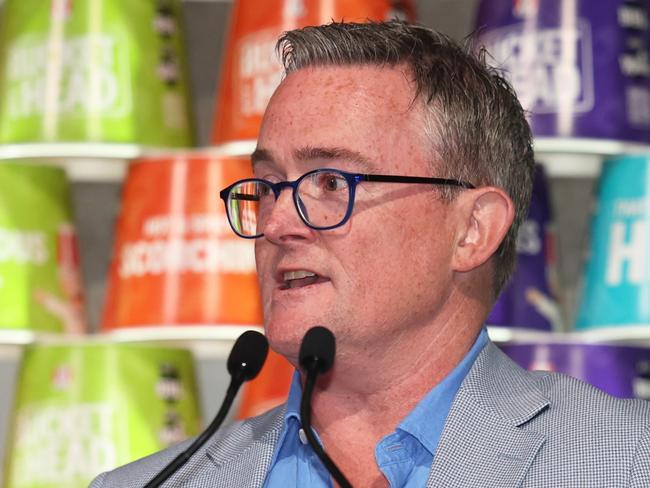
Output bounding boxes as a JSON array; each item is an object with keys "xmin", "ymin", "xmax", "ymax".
[{"xmin": 219, "ymin": 168, "xmax": 475, "ymax": 239}]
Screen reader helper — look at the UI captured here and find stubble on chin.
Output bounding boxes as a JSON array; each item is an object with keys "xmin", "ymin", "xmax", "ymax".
[{"xmin": 265, "ymin": 325, "xmax": 302, "ymax": 366}]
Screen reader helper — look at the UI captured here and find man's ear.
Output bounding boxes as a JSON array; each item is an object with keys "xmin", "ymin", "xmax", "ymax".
[{"xmin": 452, "ymin": 187, "xmax": 515, "ymax": 273}]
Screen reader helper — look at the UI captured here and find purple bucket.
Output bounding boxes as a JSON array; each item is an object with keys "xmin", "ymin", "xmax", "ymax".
[
  {"xmin": 475, "ymin": 0, "xmax": 650, "ymax": 143},
  {"xmin": 488, "ymin": 165, "xmax": 561, "ymax": 331}
]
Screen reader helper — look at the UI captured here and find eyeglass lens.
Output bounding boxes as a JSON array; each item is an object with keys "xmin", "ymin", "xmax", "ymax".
[{"xmin": 226, "ymin": 170, "xmax": 352, "ymax": 236}]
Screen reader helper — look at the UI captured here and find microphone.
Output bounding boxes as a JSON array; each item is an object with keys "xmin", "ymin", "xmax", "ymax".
[
  {"xmin": 143, "ymin": 330, "xmax": 269, "ymax": 488},
  {"xmin": 299, "ymin": 326, "xmax": 353, "ymax": 488}
]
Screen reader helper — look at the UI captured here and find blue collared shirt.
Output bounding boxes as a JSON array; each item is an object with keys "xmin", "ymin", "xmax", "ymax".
[{"xmin": 262, "ymin": 328, "xmax": 489, "ymax": 487}]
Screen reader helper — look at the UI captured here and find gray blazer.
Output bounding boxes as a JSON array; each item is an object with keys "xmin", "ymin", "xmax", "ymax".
[{"xmin": 90, "ymin": 342, "xmax": 650, "ymax": 487}]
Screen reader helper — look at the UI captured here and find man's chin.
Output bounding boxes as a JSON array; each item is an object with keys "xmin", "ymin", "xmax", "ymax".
[{"xmin": 263, "ymin": 323, "xmax": 306, "ymax": 364}]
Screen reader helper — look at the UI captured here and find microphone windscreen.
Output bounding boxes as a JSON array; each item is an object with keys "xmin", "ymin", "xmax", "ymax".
[
  {"xmin": 227, "ymin": 330, "xmax": 269, "ymax": 380},
  {"xmin": 299, "ymin": 326, "xmax": 336, "ymax": 374}
]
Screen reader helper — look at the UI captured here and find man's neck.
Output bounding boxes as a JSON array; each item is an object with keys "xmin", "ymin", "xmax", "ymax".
[
  {"xmin": 310, "ymin": 320, "xmax": 483, "ymax": 431},
  {"xmin": 301, "ymin": 310, "xmax": 485, "ymax": 486}
]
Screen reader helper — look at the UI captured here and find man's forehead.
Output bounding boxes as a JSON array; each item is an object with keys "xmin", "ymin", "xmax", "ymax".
[
  {"xmin": 257, "ymin": 64, "xmax": 431, "ymax": 174},
  {"xmin": 263, "ymin": 64, "xmax": 426, "ymax": 140},
  {"xmin": 251, "ymin": 146, "xmax": 377, "ymax": 172},
  {"xmin": 278, "ymin": 63, "xmax": 417, "ymax": 104}
]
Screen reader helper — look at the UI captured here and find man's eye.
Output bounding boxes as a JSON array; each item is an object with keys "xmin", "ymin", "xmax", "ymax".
[{"xmin": 319, "ymin": 173, "xmax": 346, "ymax": 191}]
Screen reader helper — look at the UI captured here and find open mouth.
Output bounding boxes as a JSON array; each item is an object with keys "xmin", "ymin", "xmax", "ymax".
[{"xmin": 280, "ymin": 270, "xmax": 328, "ymax": 290}]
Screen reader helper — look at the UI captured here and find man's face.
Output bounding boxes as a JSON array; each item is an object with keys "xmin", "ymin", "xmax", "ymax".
[{"xmin": 254, "ymin": 65, "xmax": 459, "ymax": 364}]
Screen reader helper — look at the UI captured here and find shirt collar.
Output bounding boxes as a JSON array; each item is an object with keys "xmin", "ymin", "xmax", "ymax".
[
  {"xmin": 397, "ymin": 327, "xmax": 489, "ymax": 454},
  {"xmin": 285, "ymin": 368, "xmax": 304, "ymax": 423}
]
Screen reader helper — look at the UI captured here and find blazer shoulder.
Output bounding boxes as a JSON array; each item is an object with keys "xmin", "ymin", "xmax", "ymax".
[
  {"xmin": 87, "ymin": 436, "xmax": 194, "ymax": 488},
  {"xmin": 537, "ymin": 370, "xmax": 650, "ymax": 425},
  {"xmin": 464, "ymin": 343, "xmax": 650, "ymax": 484},
  {"xmin": 495, "ymin": 348, "xmax": 650, "ymax": 433},
  {"xmin": 88, "ymin": 404, "xmax": 286, "ymax": 488},
  {"xmin": 468, "ymin": 342, "xmax": 650, "ymax": 434},
  {"xmin": 528, "ymin": 372, "xmax": 650, "ymax": 484}
]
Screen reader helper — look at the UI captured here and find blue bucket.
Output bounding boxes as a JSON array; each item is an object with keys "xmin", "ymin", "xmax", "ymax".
[{"xmin": 575, "ymin": 155, "xmax": 650, "ymax": 329}]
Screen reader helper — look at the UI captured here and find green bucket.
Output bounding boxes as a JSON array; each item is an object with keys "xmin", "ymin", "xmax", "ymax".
[
  {"xmin": 0, "ymin": 0, "xmax": 193, "ymax": 146},
  {"xmin": 3, "ymin": 341, "xmax": 201, "ymax": 488},
  {"xmin": 0, "ymin": 162, "xmax": 86, "ymax": 333}
]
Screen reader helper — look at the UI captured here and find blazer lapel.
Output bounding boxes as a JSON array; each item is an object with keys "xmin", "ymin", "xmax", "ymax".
[
  {"xmin": 171, "ymin": 405, "xmax": 285, "ymax": 488},
  {"xmin": 426, "ymin": 342, "xmax": 549, "ymax": 488}
]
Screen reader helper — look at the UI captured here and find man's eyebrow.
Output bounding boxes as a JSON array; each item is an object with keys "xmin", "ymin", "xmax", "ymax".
[
  {"xmin": 250, "ymin": 148, "xmax": 273, "ymax": 166},
  {"xmin": 293, "ymin": 146, "xmax": 376, "ymax": 171}
]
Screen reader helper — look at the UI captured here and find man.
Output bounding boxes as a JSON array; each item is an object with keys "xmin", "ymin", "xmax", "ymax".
[{"xmin": 91, "ymin": 21, "xmax": 650, "ymax": 487}]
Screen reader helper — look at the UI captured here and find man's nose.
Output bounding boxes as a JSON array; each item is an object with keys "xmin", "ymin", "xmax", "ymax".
[{"xmin": 262, "ymin": 188, "xmax": 314, "ymax": 243}]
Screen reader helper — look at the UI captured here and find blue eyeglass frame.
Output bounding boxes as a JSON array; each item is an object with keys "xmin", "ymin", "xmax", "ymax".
[{"xmin": 219, "ymin": 168, "xmax": 476, "ymax": 239}]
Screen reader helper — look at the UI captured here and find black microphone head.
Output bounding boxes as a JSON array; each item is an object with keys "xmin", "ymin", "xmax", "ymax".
[
  {"xmin": 227, "ymin": 330, "xmax": 269, "ymax": 381},
  {"xmin": 299, "ymin": 326, "xmax": 336, "ymax": 374}
]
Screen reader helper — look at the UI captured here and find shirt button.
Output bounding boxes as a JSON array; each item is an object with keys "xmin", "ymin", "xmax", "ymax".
[{"xmin": 298, "ymin": 428, "xmax": 308, "ymax": 445}]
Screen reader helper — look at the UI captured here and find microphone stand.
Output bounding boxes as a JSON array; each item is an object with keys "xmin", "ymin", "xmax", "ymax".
[
  {"xmin": 143, "ymin": 330, "xmax": 268, "ymax": 488},
  {"xmin": 300, "ymin": 360, "xmax": 353, "ymax": 488},
  {"xmin": 299, "ymin": 326, "xmax": 353, "ymax": 488},
  {"xmin": 143, "ymin": 370, "xmax": 245, "ymax": 488}
]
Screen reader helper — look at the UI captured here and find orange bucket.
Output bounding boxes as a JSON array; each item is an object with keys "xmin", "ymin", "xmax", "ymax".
[
  {"xmin": 101, "ymin": 152, "xmax": 262, "ymax": 329},
  {"xmin": 211, "ymin": 0, "xmax": 416, "ymax": 147}
]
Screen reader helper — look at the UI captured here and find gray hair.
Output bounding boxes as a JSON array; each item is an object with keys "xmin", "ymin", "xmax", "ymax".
[{"xmin": 276, "ymin": 21, "xmax": 535, "ymax": 296}]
